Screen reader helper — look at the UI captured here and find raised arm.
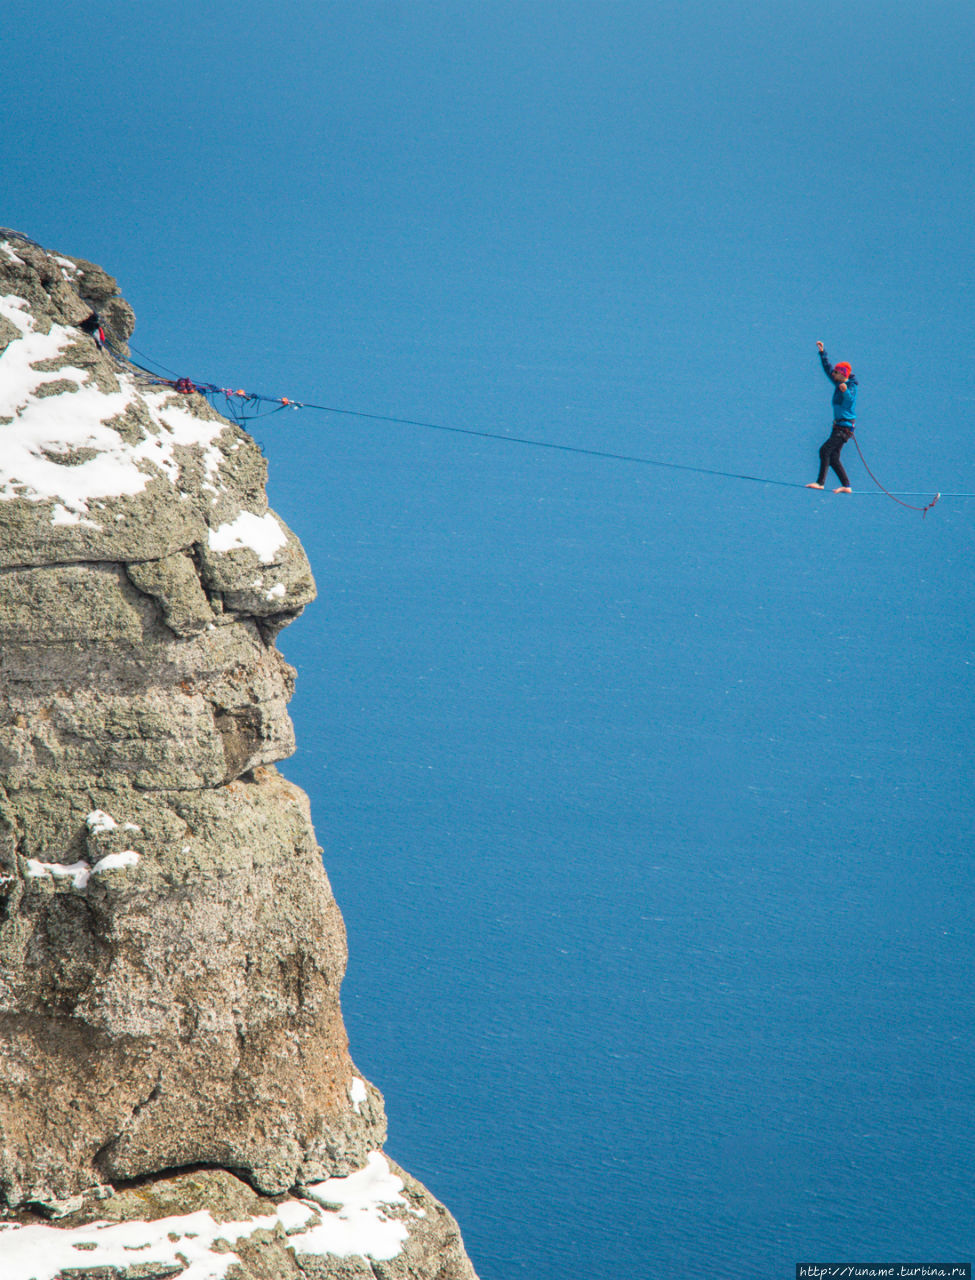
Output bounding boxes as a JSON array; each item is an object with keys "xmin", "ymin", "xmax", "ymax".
[{"xmin": 816, "ymin": 340, "xmax": 834, "ymax": 380}]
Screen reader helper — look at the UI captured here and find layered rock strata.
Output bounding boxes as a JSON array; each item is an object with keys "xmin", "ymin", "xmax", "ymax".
[{"xmin": 0, "ymin": 232, "xmax": 477, "ymax": 1279}]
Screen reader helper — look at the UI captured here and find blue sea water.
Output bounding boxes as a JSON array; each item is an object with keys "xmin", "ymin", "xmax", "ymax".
[{"xmin": 272, "ymin": 418, "xmax": 975, "ymax": 1279}]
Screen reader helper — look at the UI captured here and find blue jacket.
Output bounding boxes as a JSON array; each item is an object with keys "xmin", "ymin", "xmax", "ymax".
[{"xmin": 820, "ymin": 349, "xmax": 857, "ymax": 425}]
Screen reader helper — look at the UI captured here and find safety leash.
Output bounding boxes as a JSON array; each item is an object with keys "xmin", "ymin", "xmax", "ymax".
[{"xmin": 852, "ymin": 436, "xmax": 940, "ymax": 516}]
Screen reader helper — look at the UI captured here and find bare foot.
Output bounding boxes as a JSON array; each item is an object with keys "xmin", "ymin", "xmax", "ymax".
[
  {"xmin": 805, "ymin": 482, "xmax": 824, "ymax": 489},
  {"xmin": 833, "ymin": 486, "xmax": 852, "ymax": 493}
]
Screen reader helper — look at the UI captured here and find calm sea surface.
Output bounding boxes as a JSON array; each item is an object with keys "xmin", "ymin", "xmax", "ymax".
[{"xmin": 274, "ymin": 420, "xmax": 975, "ymax": 1279}]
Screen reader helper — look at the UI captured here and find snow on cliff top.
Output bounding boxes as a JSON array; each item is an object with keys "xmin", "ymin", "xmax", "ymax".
[{"xmin": 0, "ymin": 294, "xmax": 227, "ymax": 523}]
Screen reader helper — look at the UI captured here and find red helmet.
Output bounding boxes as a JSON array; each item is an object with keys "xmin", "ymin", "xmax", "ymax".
[{"xmin": 833, "ymin": 362, "xmax": 852, "ymax": 378}]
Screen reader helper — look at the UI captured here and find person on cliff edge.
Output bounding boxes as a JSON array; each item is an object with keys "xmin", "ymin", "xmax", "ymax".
[{"xmin": 807, "ymin": 340, "xmax": 857, "ymax": 492}]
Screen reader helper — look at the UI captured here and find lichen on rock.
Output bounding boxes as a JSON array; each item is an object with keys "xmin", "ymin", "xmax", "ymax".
[{"xmin": 0, "ymin": 230, "xmax": 477, "ymax": 1279}]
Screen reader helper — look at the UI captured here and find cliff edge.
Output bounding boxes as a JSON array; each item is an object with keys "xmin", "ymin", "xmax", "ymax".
[{"xmin": 0, "ymin": 232, "xmax": 477, "ymax": 1280}]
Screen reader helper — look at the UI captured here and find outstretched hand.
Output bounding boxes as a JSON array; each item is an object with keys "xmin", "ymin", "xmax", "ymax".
[{"xmin": 816, "ymin": 341, "xmax": 824, "ymax": 352}]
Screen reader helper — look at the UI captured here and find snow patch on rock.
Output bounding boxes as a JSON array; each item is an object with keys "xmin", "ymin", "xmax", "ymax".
[
  {"xmin": 0, "ymin": 297, "xmax": 228, "ymax": 520},
  {"xmin": 208, "ymin": 510, "xmax": 288, "ymax": 563},
  {"xmin": 92, "ymin": 850, "xmax": 141, "ymax": 875},
  {"xmin": 25, "ymin": 851, "xmax": 140, "ymax": 890},
  {"xmin": 292, "ymin": 1152, "xmax": 424, "ymax": 1260},
  {"xmin": 86, "ymin": 810, "xmax": 117, "ymax": 835},
  {"xmin": 0, "ymin": 1208, "xmax": 277, "ymax": 1280},
  {"xmin": 25, "ymin": 859, "xmax": 92, "ymax": 890}
]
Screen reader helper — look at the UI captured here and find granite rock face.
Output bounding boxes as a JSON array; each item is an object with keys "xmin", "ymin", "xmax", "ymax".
[{"xmin": 0, "ymin": 232, "xmax": 477, "ymax": 1279}]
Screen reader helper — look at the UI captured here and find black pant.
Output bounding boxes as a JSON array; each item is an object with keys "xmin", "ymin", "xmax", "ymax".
[{"xmin": 817, "ymin": 424, "xmax": 853, "ymax": 487}]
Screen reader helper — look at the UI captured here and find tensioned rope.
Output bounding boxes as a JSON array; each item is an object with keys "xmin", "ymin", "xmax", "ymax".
[
  {"xmin": 105, "ymin": 339, "xmax": 964, "ymax": 511},
  {"xmin": 114, "ymin": 343, "xmax": 812, "ymax": 488}
]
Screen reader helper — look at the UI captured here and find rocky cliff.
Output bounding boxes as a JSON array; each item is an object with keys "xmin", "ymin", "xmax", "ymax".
[{"xmin": 0, "ymin": 232, "xmax": 477, "ymax": 1280}]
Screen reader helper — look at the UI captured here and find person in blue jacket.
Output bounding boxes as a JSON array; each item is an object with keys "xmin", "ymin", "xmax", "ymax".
[{"xmin": 807, "ymin": 341, "xmax": 857, "ymax": 492}]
